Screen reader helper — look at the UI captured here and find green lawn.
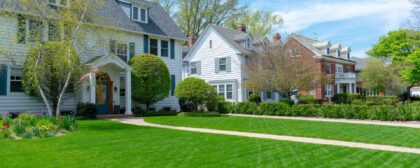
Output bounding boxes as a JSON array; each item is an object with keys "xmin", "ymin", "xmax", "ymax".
[
  {"xmin": 145, "ymin": 116, "xmax": 420, "ymax": 148},
  {"xmin": 1, "ymin": 120, "xmax": 420, "ymax": 167}
]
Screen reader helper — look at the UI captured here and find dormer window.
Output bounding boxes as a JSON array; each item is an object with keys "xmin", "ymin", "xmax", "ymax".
[
  {"xmin": 337, "ymin": 50, "xmax": 341, "ymax": 57},
  {"xmin": 326, "ymin": 47, "xmax": 330, "ymax": 55},
  {"xmin": 347, "ymin": 52, "xmax": 350, "ymax": 59},
  {"xmin": 48, "ymin": 0, "xmax": 69, "ymax": 7},
  {"xmin": 132, "ymin": 6, "xmax": 148, "ymax": 23},
  {"xmin": 245, "ymin": 38, "xmax": 251, "ymax": 49}
]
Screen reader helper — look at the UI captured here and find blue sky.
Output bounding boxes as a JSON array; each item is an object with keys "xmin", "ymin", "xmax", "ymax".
[{"xmin": 239, "ymin": 0, "xmax": 413, "ymax": 58}]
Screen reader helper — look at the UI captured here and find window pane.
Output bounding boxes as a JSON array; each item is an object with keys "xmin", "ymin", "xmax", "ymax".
[
  {"xmin": 161, "ymin": 40, "xmax": 168, "ymax": 57},
  {"xmin": 150, "ymin": 39, "xmax": 158, "ymax": 55},
  {"xmin": 28, "ymin": 19, "xmax": 42, "ymax": 43},
  {"xmin": 266, "ymin": 92, "xmax": 272, "ymax": 99},
  {"xmin": 190, "ymin": 62, "xmax": 197, "ymax": 74},
  {"xmin": 133, "ymin": 7, "xmax": 139, "ymax": 20},
  {"xmin": 10, "ymin": 68, "xmax": 23, "ymax": 92},
  {"xmin": 117, "ymin": 43, "xmax": 128, "ymax": 62},
  {"xmin": 48, "ymin": 22, "xmax": 60, "ymax": 41},
  {"xmin": 140, "ymin": 8, "xmax": 146, "ymax": 22},
  {"xmin": 218, "ymin": 85, "xmax": 225, "ymax": 97},
  {"xmin": 226, "ymin": 84, "xmax": 233, "ymax": 99}
]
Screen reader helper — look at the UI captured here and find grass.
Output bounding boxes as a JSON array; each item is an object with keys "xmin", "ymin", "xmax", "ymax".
[
  {"xmin": 1, "ymin": 120, "xmax": 420, "ymax": 167},
  {"xmin": 145, "ymin": 116, "xmax": 420, "ymax": 148}
]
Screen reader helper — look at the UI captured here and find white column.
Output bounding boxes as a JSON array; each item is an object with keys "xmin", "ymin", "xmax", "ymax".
[
  {"xmin": 336, "ymin": 83, "xmax": 341, "ymax": 94},
  {"xmin": 125, "ymin": 69, "xmax": 132, "ymax": 115},
  {"xmin": 89, "ymin": 72, "xmax": 96, "ymax": 104},
  {"xmin": 349, "ymin": 83, "xmax": 353, "ymax": 94}
]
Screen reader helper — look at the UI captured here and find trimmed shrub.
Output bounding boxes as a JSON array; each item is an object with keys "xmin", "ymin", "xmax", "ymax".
[
  {"xmin": 351, "ymin": 99, "xmax": 363, "ymax": 105},
  {"xmin": 217, "ymin": 102, "xmax": 234, "ymax": 114},
  {"xmin": 233, "ymin": 102, "xmax": 258, "ymax": 114},
  {"xmin": 332, "ymin": 94, "xmax": 361, "ymax": 104},
  {"xmin": 77, "ymin": 103, "xmax": 97, "ymax": 119},
  {"xmin": 298, "ymin": 95, "xmax": 318, "ymax": 104},
  {"xmin": 365, "ymin": 96, "xmax": 399, "ymax": 106},
  {"xmin": 248, "ymin": 93, "xmax": 262, "ymax": 104},
  {"xmin": 206, "ymin": 96, "xmax": 225, "ymax": 112},
  {"xmin": 133, "ymin": 107, "xmax": 178, "ymax": 117},
  {"xmin": 281, "ymin": 99, "xmax": 295, "ymax": 106},
  {"xmin": 177, "ymin": 112, "xmax": 221, "ymax": 117},
  {"xmin": 175, "ymin": 77, "xmax": 218, "ymax": 111},
  {"xmin": 259, "ymin": 102, "xmax": 290, "ymax": 115}
]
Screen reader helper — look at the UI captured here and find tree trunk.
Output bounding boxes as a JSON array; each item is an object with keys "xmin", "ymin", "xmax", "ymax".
[
  {"xmin": 56, "ymin": 72, "xmax": 72, "ymax": 117},
  {"xmin": 52, "ymin": 99, "xmax": 58, "ymax": 117},
  {"xmin": 38, "ymin": 86, "xmax": 52, "ymax": 116}
]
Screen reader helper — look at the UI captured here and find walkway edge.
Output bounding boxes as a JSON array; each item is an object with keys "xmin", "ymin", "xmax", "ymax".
[
  {"xmin": 227, "ymin": 114, "xmax": 420, "ymax": 129},
  {"xmin": 112, "ymin": 118, "xmax": 420, "ymax": 155}
]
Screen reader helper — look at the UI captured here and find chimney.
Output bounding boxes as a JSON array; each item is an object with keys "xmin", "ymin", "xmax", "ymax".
[
  {"xmin": 237, "ymin": 24, "xmax": 247, "ymax": 33},
  {"xmin": 273, "ymin": 33, "xmax": 281, "ymax": 42},
  {"xmin": 188, "ymin": 36, "xmax": 197, "ymax": 47}
]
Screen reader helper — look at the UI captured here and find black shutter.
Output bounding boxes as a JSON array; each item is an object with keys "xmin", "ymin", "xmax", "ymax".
[
  {"xmin": 110, "ymin": 40, "xmax": 116, "ymax": 54},
  {"xmin": 171, "ymin": 75, "xmax": 176, "ymax": 96},
  {"xmin": 170, "ymin": 39, "xmax": 175, "ymax": 59},
  {"xmin": 0, "ymin": 65, "xmax": 7, "ymax": 95},
  {"xmin": 129, "ymin": 42, "xmax": 135, "ymax": 59},
  {"xmin": 144, "ymin": 35, "xmax": 149, "ymax": 53}
]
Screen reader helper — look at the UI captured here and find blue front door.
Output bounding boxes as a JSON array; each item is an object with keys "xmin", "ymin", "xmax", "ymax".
[{"xmin": 96, "ymin": 82, "xmax": 110, "ymax": 114}]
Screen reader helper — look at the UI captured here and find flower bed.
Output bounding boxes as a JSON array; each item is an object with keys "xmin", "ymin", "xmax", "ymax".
[{"xmin": 0, "ymin": 114, "xmax": 77, "ymax": 139}]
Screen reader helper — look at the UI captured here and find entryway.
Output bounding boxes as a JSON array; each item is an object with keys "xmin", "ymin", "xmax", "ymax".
[{"xmin": 96, "ymin": 71, "xmax": 113, "ymax": 115}]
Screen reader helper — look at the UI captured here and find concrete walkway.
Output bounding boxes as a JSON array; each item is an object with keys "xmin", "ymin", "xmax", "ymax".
[
  {"xmin": 228, "ymin": 114, "xmax": 420, "ymax": 129},
  {"xmin": 112, "ymin": 118, "xmax": 420, "ymax": 155}
]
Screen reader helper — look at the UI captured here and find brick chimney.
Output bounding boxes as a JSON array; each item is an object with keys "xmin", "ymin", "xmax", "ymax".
[
  {"xmin": 237, "ymin": 24, "xmax": 247, "ymax": 33},
  {"xmin": 188, "ymin": 36, "xmax": 197, "ymax": 47},
  {"xmin": 273, "ymin": 33, "xmax": 281, "ymax": 42}
]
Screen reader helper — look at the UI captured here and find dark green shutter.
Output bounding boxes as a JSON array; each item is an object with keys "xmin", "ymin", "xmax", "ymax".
[
  {"xmin": 17, "ymin": 15, "xmax": 26, "ymax": 44},
  {"xmin": 170, "ymin": 39, "xmax": 175, "ymax": 59},
  {"xmin": 0, "ymin": 65, "xmax": 7, "ymax": 95},
  {"xmin": 129, "ymin": 42, "xmax": 135, "ymax": 60},
  {"xmin": 144, "ymin": 35, "xmax": 149, "ymax": 53},
  {"xmin": 171, "ymin": 75, "xmax": 175, "ymax": 96},
  {"xmin": 110, "ymin": 40, "xmax": 116, "ymax": 54}
]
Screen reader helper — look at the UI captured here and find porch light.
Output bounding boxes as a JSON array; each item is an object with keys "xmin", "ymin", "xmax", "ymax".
[{"xmin": 114, "ymin": 86, "xmax": 118, "ymax": 92}]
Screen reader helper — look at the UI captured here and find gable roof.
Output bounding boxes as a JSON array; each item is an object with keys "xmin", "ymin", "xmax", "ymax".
[{"xmin": 0, "ymin": 0, "xmax": 185, "ymax": 40}]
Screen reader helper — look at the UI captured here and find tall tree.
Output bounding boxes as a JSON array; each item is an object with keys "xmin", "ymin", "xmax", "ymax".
[
  {"xmin": 174, "ymin": 0, "xmax": 247, "ymax": 38},
  {"xmin": 161, "ymin": 0, "xmax": 176, "ymax": 17},
  {"xmin": 226, "ymin": 10, "xmax": 283, "ymax": 36}
]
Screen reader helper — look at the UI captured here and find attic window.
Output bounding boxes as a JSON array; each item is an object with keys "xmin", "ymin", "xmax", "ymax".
[
  {"xmin": 132, "ymin": 6, "xmax": 148, "ymax": 23},
  {"xmin": 337, "ymin": 50, "xmax": 341, "ymax": 57},
  {"xmin": 326, "ymin": 47, "xmax": 330, "ymax": 55},
  {"xmin": 245, "ymin": 39, "xmax": 251, "ymax": 49},
  {"xmin": 48, "ymin": 0, "xmax": 69, "ymax": 7},
  {"xmin": 347, "ymin": 52, "xmax": 350, "ymax": 59}
]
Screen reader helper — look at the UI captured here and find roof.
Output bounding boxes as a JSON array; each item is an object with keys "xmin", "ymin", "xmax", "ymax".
[{"xmin": 0, "ymin": 0, "xmax": 185, "ymax": 40}]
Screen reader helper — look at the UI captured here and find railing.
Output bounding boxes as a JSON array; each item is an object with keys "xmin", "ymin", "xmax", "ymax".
[{"xmin": 335, "ymin": 72, "xmax": 356, "ymax": 79}]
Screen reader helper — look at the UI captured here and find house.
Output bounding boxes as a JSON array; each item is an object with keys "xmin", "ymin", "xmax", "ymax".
[
  {"xmin": 283, "ymin": 34, "xmax": 357, "ymax": 100},
  {"xmin": 411, "ymin": 87, "xmax": 420, "ymax": 97},
  {"xmin": 0, "ymin": 0, "xmax": 185, "ymax": 115},
  {"xmin": 183, "ymin": 24, "xmax": 282, "ymax": 102}
]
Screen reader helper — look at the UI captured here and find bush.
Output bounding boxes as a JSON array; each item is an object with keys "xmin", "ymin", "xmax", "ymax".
[
  {"xmin": 206, "ymin": 96, "xmax": 225, "ymax": 112},
  {"xmin": 332, "ymin": 94, "xmax": 361, "ymax": 104},
  {"xmin": 351, "ymin": 99, "xmax": 363, "ymax": 105},
  {"xmin": 298, "ymin": 94, "xmax": 318, "ymax": 104},
  {"xmin": 179, "ymin": 98, "xmax": 196, "ymax": 112},
  {"xmin": 217, "ymin": 102, "xmax": 234, "ymax": 114},
  {"xmin": 233, "ymin": 102, "xmax": 258, "ymax": 114},
  {"xmin": 365, "ymin": 96, "xmax": 399, "ymax": 106},
  {"xmin": 248, "ymin": 93, "xmax": 261, "ymax": 104},
  {"xmin": 175, "ymin": 77, "xmax": 218, "ymax": 111},
  {"xmin": 133, "ymin": 107, "xmax": 178, "ymax": 117},
  {"xmin": 281, "ymin": 99, "xmax": 294, "ymax": 106},
  {"xmin": 258, "ymin": 102, "xmax": 290, "ymax": 115},
  {"xmin": 77, "ymin": 103, "xmax": 97, "ymax": 119},
  {"xmin": 177, "ymin": 112, "xmax": 221, "ymax": 117},
  {"xmin": 58, "ymin": 116, "xmax": 77, "ymax": 132}
]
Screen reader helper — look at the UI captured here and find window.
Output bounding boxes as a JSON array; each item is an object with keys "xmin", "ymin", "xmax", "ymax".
[
  {"xmin": 132, "ymin": 6, "xmax": 148, "ymax": 23},
  {"xmin": 245, "ymin": 38, "xmax": 251, "ymax": 49},
  {"xmin": 120, "ymin": 89, "xmax": 126, "ymax": 97},
  {"xmin": 324, "ymin": 84, "xmax": 333, "ymax": 96},
  {"xmin": 337, "ymin": 65, "xmax": 343, "ymax": 74},
  {"xmin": 17, "ymin": 15, "xmax": 26, "ymax": 44},
  {"xmin": 117, "ymin": 43, "xmax": 128, "ymax": 62},
  {"xmin": 48, "ymin": 22, "xmax": 60, "ymax": 41},
  {"xmin": 289, "ymin": 48, "xmax": 301, "ymax": 57},
  {"xmin": 337, "ymin": 50, "xmax": 341, "ymax": 57},
  {"xmin": 325, "ymin": 64, "xmax": 332, "ymax": 75},
  {"xmin": 161, "ymin": 40, "xmax": 169, "ymax": 57},
  {"xmin": 219, "ymin": 58, "xmax": 227, "ymax": 71},
  {"xmin": 28, "ymin": 19, "xmax": 42, "ymax": 43},
  {"xmin": 214, "ymin": 84, "xmax": 234, "ymax": 100},
  {"xmin": 347, "ymin": 52, "xmax": 350, "ymax": 59},
  {"xmin": 209, "ymin": 40, "xmax": 213, "ymax": 48},
  {"xmin": 266, "ymin": 92, "xmax": 273, "ymax": 99},
  {"xmin": 48, "ymin": 0, "xmax": 69, "ymax": 7},
  {"xmin": 218, "ymin": 85, "xmax": 225, "ymax": 97},
  {"xmin": 10, "ymin": 68, "xmax": 23, "ymax": 92},
  {"xmin": 345, "ymin": 66, "xmax": 352, "ymax": 73},
  {"xmin": 190, "ymin": 62, "xmax": 198, "ymax": 75},
  {"xmin": 226, "ymin": 84, "xmax": 233, "ymax": 99},
  {"xmin": 326, "ymin": 47, "xmax": 330, "ymax": 55},
  {"xmin": 150, "ymin": 39, "xmax": 158, "ymax": 55}
]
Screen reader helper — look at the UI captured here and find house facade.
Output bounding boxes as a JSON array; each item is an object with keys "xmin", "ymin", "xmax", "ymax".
[
  {"xmin": 283, "ymin": 34, "xmax": 357, "ymax": 100},
  {"xmin": 183, "ymin": 24, "xmax": 282, "ymax": 103},
  {"xmin": 0, "ymin": 0, "xmax": 185, "ymax": 115}
]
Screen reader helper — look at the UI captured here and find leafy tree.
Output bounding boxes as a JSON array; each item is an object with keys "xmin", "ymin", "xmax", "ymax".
[
  {"xmin": 226, "ymin": 10, "xmax": 283, "ymax": 36},
  {"xmin": 23, "ymin": 42, "xmax": 81, "ymax": 116},
  {"xmin": 129, "ymin": 54, "xmax": 170, "ymax": 110},
  {"xmin": 175, "ymin": 77, "xmax": 217, "ymax": 111},
  {"xmin": 402, "ymin": 48, "xmax": 420, "ymax": 86},
  {"xmin": 173, "ymin": 0, "xmax": 247, "ymax": 38}
]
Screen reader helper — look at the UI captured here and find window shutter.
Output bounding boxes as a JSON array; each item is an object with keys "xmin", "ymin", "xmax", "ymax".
[
  {"xmin": 129, "ymin": 42, "xmax": 135, "ymax": 60},
  {"xmin": 171, "ymin": 75, "xmax": 176, "ymax": 96},
  {"xmin": 197, "ymin": 61, "xmax": 201, "ymax": 75},
  {"xmin": 144, "ymin": 35, "xmax": 149, "ymax": 53},
  {"xmin": 170, "ymin": 39, "xmax": 175, "ymax": 59},
  {"xmin": 17, "ymin": 15, "xmax": 26, "ymax": 44},
  {"xmin": 109, "ymin": 40, "xmax": 116, "ymax": 54},
  {"xmin": 215, "ymin": 58, "xmax": 220, "ymax": 73},
  {"xmin": 0, "ymin": 65, "xmax": 7, "ymax": 95},
  {"xmin": 226, "ymin": 57, "xmax": 231, "ymax": 72}
]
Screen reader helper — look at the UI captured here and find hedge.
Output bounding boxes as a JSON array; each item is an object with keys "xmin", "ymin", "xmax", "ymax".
[{"xmin": 220, "ymin": 102, "xmax": 420, "ymax": 121}]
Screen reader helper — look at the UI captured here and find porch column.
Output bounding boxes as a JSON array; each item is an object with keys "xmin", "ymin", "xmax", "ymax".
[
  {"xmin": 349, "ymin": 83, "xmax": 354, "ymax": 94},
  {"xmin": 89, "ymin": 72, "xmax": 96, "ymax": 103},
  {"xmin": 125, "ymin": 69, "xmax": 132, "ymax": 115},
  {"xmin": 336, "ymin": 83, "xmax": 341, "ymax": 94}
]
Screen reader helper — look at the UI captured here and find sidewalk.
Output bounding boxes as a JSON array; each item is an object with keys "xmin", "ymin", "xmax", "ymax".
[
  {"xmin": 227, "ymin": 114, "xmax": 420, "ymax": 129},
  {"xmin": 112, "ymin": 118, "xmax": 420, "ymax": 155}
]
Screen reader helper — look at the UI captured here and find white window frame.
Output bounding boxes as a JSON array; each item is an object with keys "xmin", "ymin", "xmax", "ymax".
[
  {"xmin": 347, "ymin": 52, "xmax": 350, "ymax": 59},
  {"xmin": 132, "ymin": 6, "xmax": 148, "ymax": 23},
  {"xmin": 120, "ymin": 88, "xmax": 126, "ymax": 97},
  {"xmin": 117, "ymin": 43, "xmax": 128, "ymax": 62},
  {"xmin": 160, "ymin": 40, "xmax": 169, "ymax": 57},
  {"xmin": 48, "ymin": 0, "xmax": 70, "ymax": 7},
  {"xmin": 10, "ymin": 67, "xmax": 23, "ymax": 93},
  {"xmin": 336, "ymin": 64, "xmax": 343, "ymax": 74},
  {"xmin": 226, "ymin": 84, "xmax": 233, "ymax": 100},
  {"xmin": 190, "ymin": 62, "xmax": 198, "ymax": 75},
  {"xmin": 325, "ymin": 64, "xmax": 332, "ymax": 75},
  {"xmin": 337, "ymin": 50, "xmax": 341, "ymax": 57},
  {"xmin": 209, "ymin": 40, "xmax": 213, "ymax": 49},
  {"xmin": 325, "ymin": 84, "xmax": 333, "ymax": 96},
  {"xmin": 214, "ymin": 84, "xmax": 234, "ymax": 100},
  {"xmin": 326, "ymin": 47, "xmax": 330, "ymax": 55},
  {"xmin": 219, "ymin": 58, "xmax": 227, "ymax": 71}
]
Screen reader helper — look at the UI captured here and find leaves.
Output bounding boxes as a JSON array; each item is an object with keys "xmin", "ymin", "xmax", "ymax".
[{"xmin": 226, "ymin": 10, "xmax": 283, "ymax": 36}]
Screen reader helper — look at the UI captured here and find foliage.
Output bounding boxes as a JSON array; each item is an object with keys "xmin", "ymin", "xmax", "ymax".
[
  {"xmin": 332, "ymin": 94, "xmax": 362, "ymax": 104},
  {"xmin": 133, "ymin": 107, "xmax": 178, "ymax": 117},
  {"xmin": 298, "ymin": 94, "xmax": 319, "ymax": 104},
  {"xmin": 58, "ymin": 116, "xmax": 77, "ymax": 132},
  {"xmin": 175, "ymin": 77, "xmax": 218, "ymax": 111},
  {"xmin": 258, "ymin": 102, "xmax": 289, "ymax": 115},
  {"xmin": 129, "ymin": 54, "xmax": 170, "ymax": 110},
  {"xmin": 280, "ymin": 99, "xmax": 295, "ymax": 106},
  {"xmin": 248, "ymin": 93, "xmax": 262, "ymax": 104},
  {"xmin": 226, "ymin": 10, "xmax": 283, "ymax": 36},
  {"xmin": 206, "ymin": 96, "xmax": 225, "ymax": 112},
  {"xmin": 401, "ymin": 48, "xmax": 420, "ymax": 86},
  {"xmin": 232, "ymin": 102, "xmax": 258, "ymax": 114},
  {"xmin": 177, "ymin": 112, "xmax": 221, "ymax": 117},
  {"xmin": 217, "ymin": 102, "xmax": 235, "ymax": 114},
  {"xmin": 179, "ymin": 98, "xmax": 196, "ymax": 112},
  {"xmin": 77, "ymin": 103, "xmax": 97, "ymax": 119}
]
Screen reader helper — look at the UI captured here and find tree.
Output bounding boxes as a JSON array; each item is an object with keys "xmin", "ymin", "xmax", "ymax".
[
  {"xmin": 402, "ymin": 48, "xmax": 420, "ymax": 87},
  {"xmin": 23, "ymin": 42, "xmax": 81, "ymax": 116},
  {"xmin": 174, "ymin": 77, "xmax": 217, "ymax": 111},
  {"xmin": 174, "ymin": 0, "xmax": 247, "ymax": 38},
  {"xmin": 129, "ymin": 54, "xmax": 170, "ymax": 110},
  {"xmin": 161, "ymin": 0, "xmax": 176, "ymax": 17},
  {"xmin": 360, "ymin": 58, "xmax": 405, "ymax": 95},
  {"xmin": 245, "ymin": 44, "xmax": 326, "ymax": 98},
  {"xmin": 226, "ymin": 10, "xmax": 283, "ymax": 36}
]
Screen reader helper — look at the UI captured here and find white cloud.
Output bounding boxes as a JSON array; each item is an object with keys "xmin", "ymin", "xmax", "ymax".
[{"xmin": 274, "ymin": 0, "xmax": 413, "ymax": 32}]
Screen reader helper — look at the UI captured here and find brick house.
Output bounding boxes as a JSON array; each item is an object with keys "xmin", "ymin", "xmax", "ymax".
[{"xmin": 283, "ymin": 34, "xmax": 357, "ymax": 100}]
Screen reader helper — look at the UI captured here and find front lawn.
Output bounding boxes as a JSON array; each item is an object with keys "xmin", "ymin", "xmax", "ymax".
[
  {"xmin": 1, "ymin": 120, "xmax": 420, "ymax": 167},
  {"xmin": 145, "ymin": 116, "xmax": 420, "ymax": 148}
]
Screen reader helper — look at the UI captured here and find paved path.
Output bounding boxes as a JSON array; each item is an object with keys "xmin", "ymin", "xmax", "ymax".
[
  {"xmin": 112, "ymin": 118, "xmax": 420, "ymax": 155},
  {"xmin": 228, "ymin": 114, "xmax": 420, "ymax": 129}
]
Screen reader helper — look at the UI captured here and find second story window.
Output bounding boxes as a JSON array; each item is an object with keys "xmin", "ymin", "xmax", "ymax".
[
  {"xmin": 132, "ymin": 6, "xmax": 148, "ymax": 23},
  {"xmin": 209, "ymin": 40, "xmax": 213, "ymax": 49},
  {"xmin": 48, "ymin": 22, "xmax": 61, "ymax": 41},
  {"xmin": 161, "ymin": 40, "xmax": 169, "ymax": 57},
  {"xmin": 150, "ymin": 39, "xmax": 158, "ymax": 56},
  {"xmin": 28, "ymin": 19, "xmax": 42, "ymax": 43},
  {"xmin": 117, "ymin": 43, "xmax": 128, "ymax": 62},
  {"xmin": 325, "ymin": 64, "xmax": 332, "ymax": 75},
  {"xmin": 219, "ymin": 58, "xmax": 227, "ymax": 71}
]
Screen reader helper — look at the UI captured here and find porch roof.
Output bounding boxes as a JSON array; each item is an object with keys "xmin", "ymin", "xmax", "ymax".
[{"xmin": 86, "ymin": 55, "xmax": 132, "ymax": 71}]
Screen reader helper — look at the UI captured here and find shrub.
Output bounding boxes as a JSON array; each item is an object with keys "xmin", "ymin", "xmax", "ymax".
[
  {"xmin": 177, "ymin": 112, "xmax": 221, "ymax": 117},
  {"xmin": 58, "ymin": 116, "xmax": 77, "ymax": 132},
  {"xmin": 175, "ymin": 77, "xmax": 218, "ymax": 111},
  {"xmin": 206, "ymin": 96, "xmax": 225, "ymax": 112},
  {"xmin": 259, "ymin": 102, "xmax": 290, "ymax": 115},
  {"xmin": 134, "ymin": 107, "xmax": 178, "ymax": 117},
  {"xmin": 234, "ymin": 102, "xmax": 258, "ymax": 114},
  {"xmin": 351, "ymin": 99, "xmax": 363, "ymax": 105},
  {"xmin": 332, "ymin": 94, "xmax": 361, "ymax": 104},
  {"xmin": 248, "ymin": 93, "xmax": 262, "ymax": 104},
  {"xmin": 217, "ymin": 102, "xmax": 234, "ymax": 114},
  {"xmin": 179, "ymin": 98, "xmax": 195, "ymax": 112},
  {"xmin": 77, "ymin": 103, "xmax": 97, "ymax": 119},
  {"xmin": 0, "ymin": 128, "xmax": 12, "ymax": 139},
  {"xmin": 298, "ymin": 94, "xmax": 318, "ymax": 104},
  {"xmin": 366, "ymin": 96, "xmax": 399, "ymax": 106},
  {"xmin": 281, "ymin": 99, "xmax": 294, "ymax": 106}
]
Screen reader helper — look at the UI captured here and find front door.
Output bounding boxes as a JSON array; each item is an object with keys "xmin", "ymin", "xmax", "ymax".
[{"xmin": 96, "ymin": 82, "xmax": 110, "ymax": 114}]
